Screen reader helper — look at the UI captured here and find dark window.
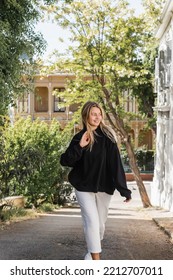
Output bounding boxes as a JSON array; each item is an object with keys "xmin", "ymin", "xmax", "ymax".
[{"xmin": 34, "ymin": 87, "xmax": 48, "ymax": 112}]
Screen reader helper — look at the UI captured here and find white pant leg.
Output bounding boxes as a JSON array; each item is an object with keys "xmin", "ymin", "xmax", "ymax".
[
  {"xmin": 75, "ymin": 190, "xmax": 101, "ymax": 253},
  {"xmin": 75, "ymin": 190, "xmax": 112, "ymax": 253},
  {"xmin": 95, "ymin": 192, "xmax": 112, "ymax": 240}
]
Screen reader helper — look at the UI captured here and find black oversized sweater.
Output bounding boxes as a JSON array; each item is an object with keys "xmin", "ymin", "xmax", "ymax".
[{"xmin": 60, "ymin": 127, "xmax": 131, "ymax": 199}]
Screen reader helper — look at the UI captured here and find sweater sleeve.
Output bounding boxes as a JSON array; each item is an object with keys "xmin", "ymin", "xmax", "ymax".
[
  {"xmin": 109, "ymin": 141, "xmax": 132, "ymax": 199},
  {"xmin": 60, "ymin": 136, "xmax": 84, "ymax": 167}
]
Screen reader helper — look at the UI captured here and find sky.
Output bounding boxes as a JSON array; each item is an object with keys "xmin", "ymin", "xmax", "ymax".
[{"xmin": 36, "ymin": 0, "xmax": 143, "ymax": 61}]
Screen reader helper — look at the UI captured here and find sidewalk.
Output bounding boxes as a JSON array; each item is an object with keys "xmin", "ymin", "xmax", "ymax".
[{"xmin": 110, "ymin": 181, "xmax": 173, "ymax": 243}]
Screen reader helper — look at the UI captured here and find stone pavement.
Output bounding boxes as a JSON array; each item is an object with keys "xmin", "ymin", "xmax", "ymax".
[{"xmin": 111, "ymin": 181, "xmax": 173, "ymax": 243}]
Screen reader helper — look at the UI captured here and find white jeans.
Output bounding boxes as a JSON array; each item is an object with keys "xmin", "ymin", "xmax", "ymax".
[{"xmin": 75, "ymin": 190, "xmax": 112, "ymax": 253}]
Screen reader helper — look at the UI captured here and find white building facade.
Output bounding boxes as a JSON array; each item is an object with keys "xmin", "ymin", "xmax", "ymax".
[{"xmin": 152, "ymin": 0, "xmax": 173, "ymax": 211}]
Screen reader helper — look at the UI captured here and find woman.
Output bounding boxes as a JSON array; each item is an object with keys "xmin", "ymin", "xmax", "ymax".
[{"xmin": 60, "ymin": 101, "xmax": 131, "ymax": 260}]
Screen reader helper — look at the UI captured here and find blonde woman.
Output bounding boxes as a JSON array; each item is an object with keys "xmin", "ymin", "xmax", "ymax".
[{"xmin": 60, "ymin": 101, "xmax": 131, "ymax": 260}]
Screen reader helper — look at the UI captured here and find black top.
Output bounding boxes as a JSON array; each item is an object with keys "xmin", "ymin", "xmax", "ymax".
[{"xmin": 60, "ymin": 126, "xmax": 131, "ymax": 199}]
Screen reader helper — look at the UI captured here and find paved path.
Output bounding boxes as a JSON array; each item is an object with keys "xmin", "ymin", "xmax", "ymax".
[{"xmin": 0, "ymin": 182, "xmax": 173, "ymax": 260}]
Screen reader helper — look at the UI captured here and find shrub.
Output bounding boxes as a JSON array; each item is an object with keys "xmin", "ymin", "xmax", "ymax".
[
  {"xmin": 121, "ymin": 148, "xmax": 154, "ymax": 173},
  {"xmin": 0, "ymin": 117, "xmax": 72, "ymax": 207},
  {"xmin": 0, "ymin": 207, "xmax": 28, "ymax": 222}
]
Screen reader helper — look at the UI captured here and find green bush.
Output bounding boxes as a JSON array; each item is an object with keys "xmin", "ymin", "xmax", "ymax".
[
  {"xmin": 38, "ymin": 203, "xmax": 55, "ymax": 212},
  {"xmin": 0, "ymin": 117, "xmax": 72, "ymax": 207},
  {"xmin": 0, "ymin": 207, "xmax": 28, "ymax": 222},
  {"xmin": 121, "ymin": 148, "xmax": 154, "ymax": 173}
]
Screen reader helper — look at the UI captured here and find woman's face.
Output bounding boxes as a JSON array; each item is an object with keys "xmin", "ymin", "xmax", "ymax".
[{"xmin": 88, "ymin": 106, "xmax": 102, "ymax": 129}]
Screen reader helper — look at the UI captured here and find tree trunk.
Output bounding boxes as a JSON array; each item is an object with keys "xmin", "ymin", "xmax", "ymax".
[
  {"xmin": 101, "ymin": 96, "xmax": 152, "ymax": 207},
  {"xmin": 98, "ymin": 81, "xmax": 152, "ymax": 208},
  {"xmin": 124, "ymin": 139, "xmax": 152, "ymax": 208}
]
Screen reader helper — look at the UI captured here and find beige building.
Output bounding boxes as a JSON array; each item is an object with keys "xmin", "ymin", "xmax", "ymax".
[
  {"xmin": 15, "ymin": 73, "xmax": 76, "ymax": 129},
  {"xmin": 15, "ymin": 73, "xmax": 154, "ymax": 150}
]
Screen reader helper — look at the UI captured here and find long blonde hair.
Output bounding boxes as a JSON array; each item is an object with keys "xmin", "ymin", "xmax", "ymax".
[{"xmin": 81, "ymin": 101, "xmax": 117, "ymax": 150}]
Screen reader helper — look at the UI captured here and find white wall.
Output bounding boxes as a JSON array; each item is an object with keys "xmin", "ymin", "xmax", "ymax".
[{"xmin": 152, "ymin": 17, "xmax": 173, "ymax": 212}]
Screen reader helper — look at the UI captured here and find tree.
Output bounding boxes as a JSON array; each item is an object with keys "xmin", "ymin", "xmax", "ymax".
[
  {"xmin": 0, "ymin": 116, "xmax": 71, "ymax": 207},
  {"xmin": 131, "ymin": 0, "xmax": 167, "ymax": 133},
  {"xmin": 45, "ymin": 0, "xmax": 156, "ymax": 207},
  {"xmin": 142, "ymin": 0, "xmax": 166, "ymax": 29},
  {"xmin": 0, "ymin": 0, "xmax": 54, "ymax": 117}
]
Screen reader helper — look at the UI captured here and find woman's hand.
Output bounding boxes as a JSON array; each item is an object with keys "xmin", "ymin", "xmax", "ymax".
[
  {"xmin": 79, "ymin": 131, "xmax": 90, "ymax": 148},
  {"xmin": 124, "ymin": 198, "xmax": 131, "ymax": 203}
]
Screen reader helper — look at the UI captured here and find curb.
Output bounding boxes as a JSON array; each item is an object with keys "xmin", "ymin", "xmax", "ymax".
[{"xmin": 153, "ymin": 217, "xmax": 173, "ymax": 243}]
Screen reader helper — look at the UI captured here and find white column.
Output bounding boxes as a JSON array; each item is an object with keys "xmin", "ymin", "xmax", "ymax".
[{"xmin": 48, "ymin": 81, "xmax": 52, "ymax": 120}]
